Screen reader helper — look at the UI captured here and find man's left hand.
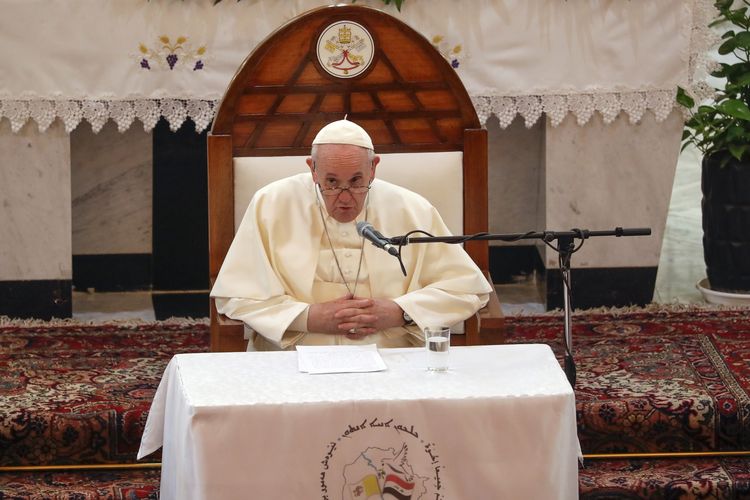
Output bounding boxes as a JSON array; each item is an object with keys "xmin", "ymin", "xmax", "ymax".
[{"xmin": 335, "ymin": 298, "xmax": 405, "ymax": 339}]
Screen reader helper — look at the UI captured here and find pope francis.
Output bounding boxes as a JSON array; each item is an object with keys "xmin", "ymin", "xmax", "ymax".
[{"xmin": 210, "ymin": 119, "xmax": 492, "ymax": 350}]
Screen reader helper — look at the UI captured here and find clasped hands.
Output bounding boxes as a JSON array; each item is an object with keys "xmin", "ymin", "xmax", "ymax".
[{"xmin": 307, "ymin": 294, "xmax": 404, "ymax": 340}]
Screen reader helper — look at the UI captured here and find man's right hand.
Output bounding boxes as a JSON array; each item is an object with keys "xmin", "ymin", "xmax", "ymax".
[{"xmin": 307, "ymin": 294, "xmax": 376, "ymax": 337}]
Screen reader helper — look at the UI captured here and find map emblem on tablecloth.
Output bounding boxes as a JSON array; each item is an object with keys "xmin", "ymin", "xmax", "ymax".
[
  {"xmin": 316, "ymin": 21, "xmax": 374, "ymax": 79},
  {"xmin": 319, "ymin": 417, "xmax": 443, "ymax": 500}
]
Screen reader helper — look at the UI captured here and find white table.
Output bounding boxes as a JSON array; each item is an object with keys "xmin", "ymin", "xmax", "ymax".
[{"xmin": 139, "ymin": 344, "xmax": 581, "ymax": 499}]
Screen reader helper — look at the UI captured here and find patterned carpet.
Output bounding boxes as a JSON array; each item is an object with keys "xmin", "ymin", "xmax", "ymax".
[
  {"xmin": 0, "ymin": 469, "xmax": 160, "ymax": 500},
  {"xmin": 506, "ymin": 308, "xmax": 750, "ymax": 455},
  {"xmin": 0, "ymin": 321, "xmax": 209, "ymax": 467},
  {"xmin": 2, "ymin": 308, "xmax": 750, "ymax": 498},
  {"xmin": 579, "ymin": 457, "xmax": 750, "ymax": 499}
]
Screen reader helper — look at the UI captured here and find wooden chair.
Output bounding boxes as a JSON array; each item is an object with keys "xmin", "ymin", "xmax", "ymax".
[{"xmin": 207, "ymin": 4, "xmax": 505, "ymax": 351}]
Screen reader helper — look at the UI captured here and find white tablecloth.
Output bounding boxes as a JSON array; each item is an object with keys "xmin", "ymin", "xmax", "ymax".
[{"xmin": 139, "ymin": 344, "xmax": 581, "ymax": 499}]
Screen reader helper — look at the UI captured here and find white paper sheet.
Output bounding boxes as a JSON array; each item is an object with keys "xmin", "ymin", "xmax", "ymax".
[{"xmin": 296, "ymin": 344, "xmax": 387, "ymax": 374}]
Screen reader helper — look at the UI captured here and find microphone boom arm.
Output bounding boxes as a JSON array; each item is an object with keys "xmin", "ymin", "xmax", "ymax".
[
  {"xmin": 384, "ymin": 226, "xmax": 652, "ymax": 388},
  {"xmin": 388, "ymin": 227, "xmax": 651, "ymax": 246}
]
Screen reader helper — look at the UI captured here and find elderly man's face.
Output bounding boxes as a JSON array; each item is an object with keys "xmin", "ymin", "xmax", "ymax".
[{"xmin": 307, "ymin": 144, "xmax": 379, "ymax": 223}]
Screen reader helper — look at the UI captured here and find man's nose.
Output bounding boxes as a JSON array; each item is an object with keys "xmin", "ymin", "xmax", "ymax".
[{"xmin": 338, "ymin": 188, "xmax": 355, "ymax": 200}]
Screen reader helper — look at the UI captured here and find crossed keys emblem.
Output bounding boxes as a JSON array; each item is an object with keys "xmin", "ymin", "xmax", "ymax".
[{"xmin": 317, "ymin": 21, "xmax": 374, "ymax": 78}]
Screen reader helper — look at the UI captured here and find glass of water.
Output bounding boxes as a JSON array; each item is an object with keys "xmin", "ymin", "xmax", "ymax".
[{"xmin": 425, "ymin": 326, "xmax": 450, "ymax": 371}]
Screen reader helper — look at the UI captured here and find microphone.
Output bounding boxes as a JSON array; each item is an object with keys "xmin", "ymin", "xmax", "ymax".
[{"xmin": 356, "ymin": 221, "xmax": 399, "ymax": 257}]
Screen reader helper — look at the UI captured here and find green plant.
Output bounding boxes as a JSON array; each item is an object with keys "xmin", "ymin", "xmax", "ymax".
[{"xmin": 678, "ymin": 0, "xmax": 750, "ymax": 164}]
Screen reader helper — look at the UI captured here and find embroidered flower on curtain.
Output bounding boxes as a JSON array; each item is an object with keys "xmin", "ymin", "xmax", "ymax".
[
  {"xmin": 138, "ymin": 36, "xmax": 206, "ymax": 71},
  {"xmin": 430, "ymin": 35, "xmax": 462, "ymax": 69}
]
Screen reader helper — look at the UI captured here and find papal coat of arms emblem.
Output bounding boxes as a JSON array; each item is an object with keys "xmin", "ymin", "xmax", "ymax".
[{"xmin": 316, "ymin": 21, "xmax": 374, "ymax": 79}]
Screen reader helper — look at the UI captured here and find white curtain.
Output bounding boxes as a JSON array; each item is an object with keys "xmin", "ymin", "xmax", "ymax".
[{"xmin": 0, "ymin": 0, "xmax": 715, "ymax": 133}]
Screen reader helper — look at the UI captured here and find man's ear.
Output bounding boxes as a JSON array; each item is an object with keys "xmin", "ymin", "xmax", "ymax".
[
  {"xmin": 370, "ymin": 155, "xmax": 380, "ymax": 179},
  {"xmin": 306, "ymin": 157, "xmax": 316, "ymax": 180}
]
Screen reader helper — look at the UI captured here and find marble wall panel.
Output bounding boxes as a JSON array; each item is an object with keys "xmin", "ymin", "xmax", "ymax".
[
  {"xmin": 487, "ymin": 116, "xmax": 544, "ymax": 244},
  {"xmin": 0, "ymin": 119, "xmax": 71, "ymax": 280},
  {"xmin": 653, "ymin": 145, "xmax": 704, "ymax": 302},
  {"xmin": 71, "ymin": 121, "xmax": 152, "ymax": 255},
  {"xmin": 542, "ymin": 110, "xmax": 683, "ymax": 269}
]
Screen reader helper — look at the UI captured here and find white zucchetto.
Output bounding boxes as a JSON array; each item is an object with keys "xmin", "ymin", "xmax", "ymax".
[{"xmin": 311, "ymin": 119, "xmax": 374, "ymax": 150}]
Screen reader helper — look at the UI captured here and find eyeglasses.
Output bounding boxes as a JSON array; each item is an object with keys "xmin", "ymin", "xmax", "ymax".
[{"xmin": 317, "ymin": 184, "xmax": 371, "ymax": 197}]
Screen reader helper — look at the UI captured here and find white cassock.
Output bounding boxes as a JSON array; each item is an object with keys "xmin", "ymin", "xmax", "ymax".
[{"xmin": 210, "ymin": 173, "xmax": 492, "ymax": 350}]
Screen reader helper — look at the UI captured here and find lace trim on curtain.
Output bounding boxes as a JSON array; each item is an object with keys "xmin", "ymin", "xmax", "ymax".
[
  {"xmin": 470, "ymin": 90, "xmax": 679, "ymax": 128},
  {"xmin": 681, "ymin": 0, "xmax": 721, "ymax": 117},
  {"xmin": 0, "ymin": 99, "xmax": 217, "ymax": 134},
  {"xmin": 0, "ymin": 91, "xmax": 687, "ymax": 134}
]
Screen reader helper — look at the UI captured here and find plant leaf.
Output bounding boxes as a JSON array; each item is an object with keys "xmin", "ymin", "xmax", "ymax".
[
  {"xmin": 719, "ymin": 99, "xmax": 750, "ymax": 121},
  {"xmin": 715, "ymin": 0, "xmax": 733, "ymax": 10},
  {"xmin": 729, "ymin": 144, "xmax": 747, "ymax": 161},
  {"xmin": 733, "ymin": 31, "xmax": 750, "ymax": 50},
  {"xmin": 728, "ymin": 125, "xmax": 746, "ymax": 141},
  {"xmin": 719, "ymin": 37, "xmax": 738, "ymax": 55},
  {"xmin": 734, "ymin": 71, "xmax": 750, "ymax": 87},
  {"xmin": 676, "ymin": 87, "xmax": 695, "ymax": 108}
]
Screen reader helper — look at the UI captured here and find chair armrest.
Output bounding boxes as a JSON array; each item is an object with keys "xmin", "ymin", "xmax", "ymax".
[
  {"xmin": 217, "ymin": 312, "xmax": 244, "ymax": 328},
  {"xmin": 209, "ymin": 290, "xmax": 248, "ymax": 352},
  {"xmin": 465, "ymin": 271, "xmax": 506, "ymax": 345}
]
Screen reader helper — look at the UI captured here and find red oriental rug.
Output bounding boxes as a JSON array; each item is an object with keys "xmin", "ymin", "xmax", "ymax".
[
  {"xmin": 0, "ymin": 469, "xmax": 161, "ymax": 499},
  {"xmin": 0, "ymin": 320, "xmax": 209, "ymax": 467},
  {"xmin": 505, "ymin": 307, "xmax": 750, "ymax": 455},
  {"xmin": 579, "ymin": 456, "xmax": 750, "ymax": 499},
  {"xmin": 2, "ymin": 308, "xmax": 750, "ymax": 499}
]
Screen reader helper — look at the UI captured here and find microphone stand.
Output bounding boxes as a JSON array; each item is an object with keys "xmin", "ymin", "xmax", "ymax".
[{"xmin": 387, "ymin": 227, "xmax": 651, "ymax": 387}]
